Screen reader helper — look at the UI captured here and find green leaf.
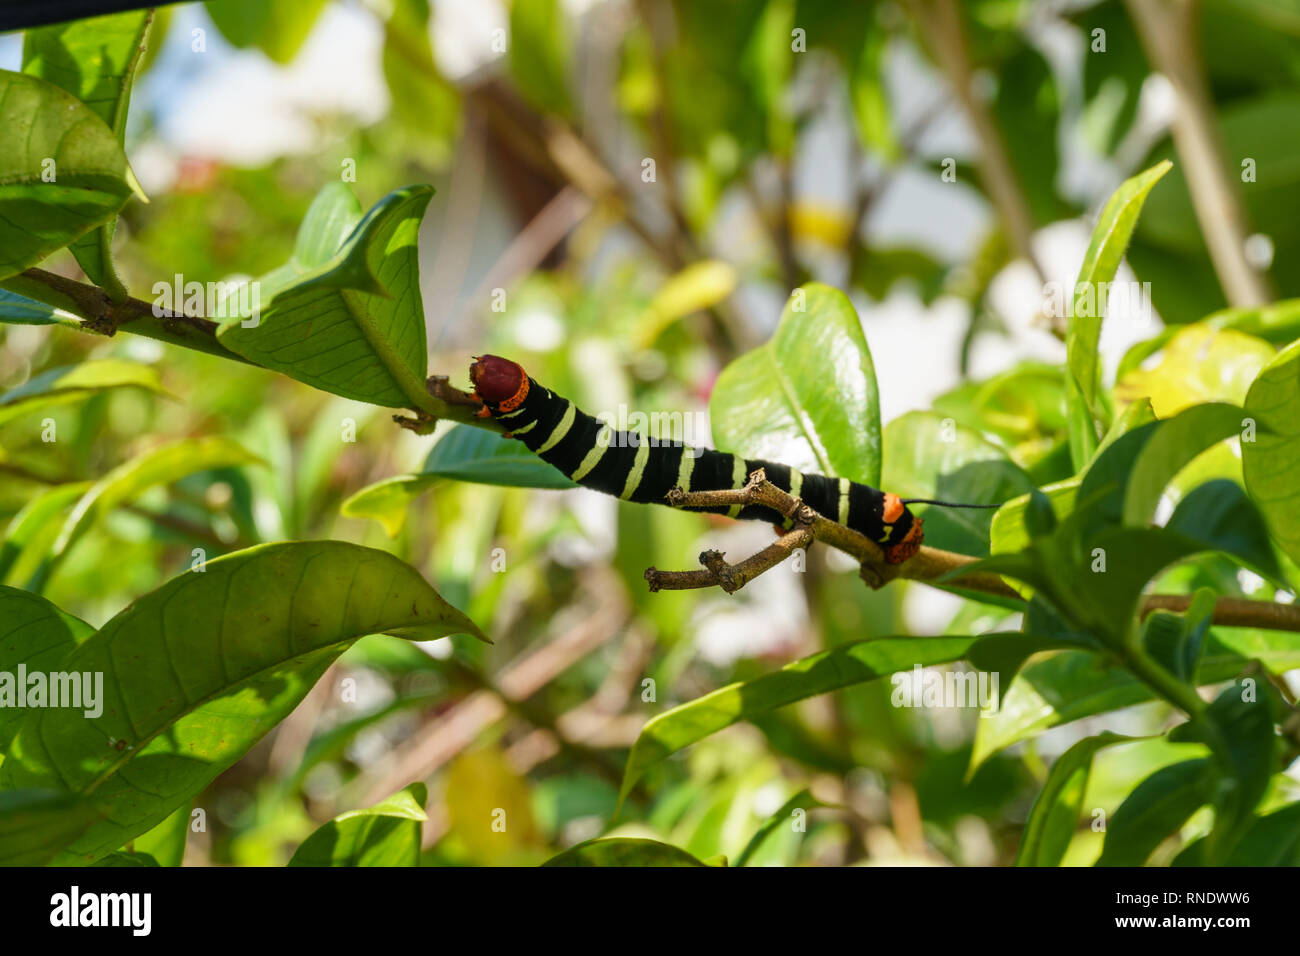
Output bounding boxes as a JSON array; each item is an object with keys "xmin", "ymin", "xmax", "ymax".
[
  {"xmin": 30, "ymin": 436, "xmax": 261, "ymax": 590},
  {"xmin": 971, "ymin": 629, "xmax": 1300, "ymax": 767},
  {"xmin": 1066, "ymin": 160, "xmax": 1172, "ymax": 469},
  {"xmin": 1242, "ymin": 339, "xmax": 1300, "ymax": 565},
  {"xmin": 1096, "ymin": 758, "xmax": 1216, "ymax": 866},
  {"xmin": 22, "ymin": 9, "xmax": 153, "ymax": 298},
  {"xmin": 734, "ymin": 787, "xmax": 824, "ymax": 867},
  {"xmin": 1117, "ymin": 325, "xmax": 1274, "ymax": 418},
  {"xmin": 0, "ymin": 69, "xmax": 136, "ymax": 282},
  {"xmin": 1165, "ymin": 480, "xmax": 1280, "ymax": 579},
  {"xmin": 1140, "ymin": 588, "xmax": 1215, "ymax": 684},
  {"xmin": 204, "ymin": 0, "xmax": 329, "ymax": 64},
  {"xmin": 288, "ymin": 783, "xmax": 427, "ymax": 867},
  {"xmin": 92, "ymin": 851, "xmax": 160, "ymax": 867},
  {"xmin": 340, "ymin": 476, "xmax": 433, "ymax": 538},
  {"xmin": 1016, "ymin": 732, "xmax": 1131, "ymax": 867},
  {"xmin": 508, "ymin": 0, "xmax": 573, "ymax": 117},
  {"xmin": 711, "ymin": 283, "xmax": 881, "ymax": 487},
  {"xmin": 991, "ymin": 478, "xmax": 1078, "ymax": 556},
  {"xmin": 0, "ymin": 789, "xmax": 104, "ymax": 866},
  {"xmin": 131, "ymin": 803, "xmax": 189, "ymax": 867},
  {"xmin": 0, "ymin": 585, "xmax": 91, "ymax": 750},
  {"xmin": 619, "ymin": 635, "xmax": 984, "ymax": 806},
  {"xmin": 541, "ymin": 837, "xmax": 710, "ymax": 867},
  {"xmin": 1208, "ymin": 298, "xmax": 1300, "ymax": 345},
  {"xmin": 0, "ymin": 359, "xmax": 169, "ymax": 426},
  {"xmin": 1176, "ymin": 685, "xmax": 1279, "ymax": 863},
  {"xmin": 1173, "ymin": 801, "xmax": 1300, "ymax": 866},
  {"xmin": 0, "ymin": 541, "xmax": 485, "ymax": 865},
  {"xmin": 0, "ymin": 482, "xmax": 91, "ymax": 583},
  {"xmin": 217, "ymin": 184, "xmax": 435, "ymax": 408},
  {"xmin": 1122, "ymin": 402, "xmax": 1247, "ymax": 526},
  {"xmin": 882, "ymin": 415, "xmax": 1031, "ymax": 555},
  {"xmin": 0, "ymin": 287, "xmax": 80, "ymax": 326},
  {"xmin": 422, "ymin": 423, "xmax": 579, "ymax": 490}
]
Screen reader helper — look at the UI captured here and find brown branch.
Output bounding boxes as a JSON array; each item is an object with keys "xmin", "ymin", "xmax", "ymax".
[
  {"xmin": 1124, "ymin": 0, "xmax": 1272, "ymax": 307},
  {"xmin": 904, "ymin": 0, "xmax": 1047, "ymax": 286},
  {"xmin": 643, "ymin": 469, "xmax": 1300, "ymax": 634},
  {"xmin": 9, "ymin": 267, "xmax": 254, "ymax": 364}
]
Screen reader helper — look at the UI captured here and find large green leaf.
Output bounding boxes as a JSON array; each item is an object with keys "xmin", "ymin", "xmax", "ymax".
[
  {"xmin": 1095, "ymin": 758, "xmax": 1216, "ymax": 866},
  {"xmin": 1122, "ymin": 402, "xmax": 1247, "ymax": 526},
  {"xmin": 0, "ymin": 69, "xmax": 135, "ymax": 282},
  {"xmin": 1066, "ymin": 161, "xmax": 1171, "ymax": 469},
  {"xmin": 1207, "ymin": 298, "xmax": 1300, "ymax": 345},
  {"xmin": 204, "ymin": 0, "xmax": 329, "ymax": 64},
  {"xmin": 29, "ymin": 436, "xmax": 261, "ymax": 590},
  {"xmin": 971, "ymin": 628, "xmax": 1300, "ymax": 767},
  {"xmin": 710, "ymin": 283, "xmax": 882, "ymax": 487},
  {"xmin": 1016, "ymin": 733, "xmax": 1132, "ymax": 866},
  {"xmin": 1242, "ymin": 339, "xmax": 1300, "ymax": 565},
  {"xmin": 288, "ymin": 783, "xmax": 427, "ymax": 867},
  {"xmin": 0, "ymin": 541, "xmax": 485, "ymax": 865},
  {"xmin": 22, "ymin": 9, "xmax": 153, "ymax": 298},
  {"xmin": 541, "ymin": 837, "xmax": 710, "ymax": 867},
  {"xmin": 0, "ymin": 789, "xmax": 104, "ymax": 866},
  {"xmin": 619, "ymin": 635, "xmax": 992, "ymax": 805},
  {"xmin": 0, "ymin": 586, "xmax": 92, "ymax": 750},
  {"xmin": 217, "ymin": 184, "xmax": 435, "ymax": 408},
  {"xmin": 0, "ymin": 359, "xmax": 169, "ymax": 426}
]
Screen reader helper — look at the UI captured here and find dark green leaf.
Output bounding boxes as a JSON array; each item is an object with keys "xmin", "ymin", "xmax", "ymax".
[{"xmin": 0, "ymin": 541, "xmax": 485, "ymax": 865}]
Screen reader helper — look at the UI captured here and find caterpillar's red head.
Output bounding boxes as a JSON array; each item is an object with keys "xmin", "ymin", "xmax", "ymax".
[{"xmin": 470, "ymin": 355, "xmax": 529, "ymax": 411}]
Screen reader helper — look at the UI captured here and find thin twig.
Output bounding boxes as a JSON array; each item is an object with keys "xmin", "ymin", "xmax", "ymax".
[
  {"xmin": 1124, "ymin": 0, "xmax": 1271, "ymax": 306},
  {"xmin": 643, "ymin": 469, "xmax": 1300, "ymax": 634}
]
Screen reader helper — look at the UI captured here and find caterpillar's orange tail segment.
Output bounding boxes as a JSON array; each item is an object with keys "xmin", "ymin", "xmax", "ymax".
[{"xmin": 884, "ymin": 516, "xmax": 923, "ymax": 564}]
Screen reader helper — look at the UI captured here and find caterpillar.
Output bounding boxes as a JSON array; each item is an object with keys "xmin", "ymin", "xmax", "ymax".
[{"xmin": 468, "ymin": 355, "xmax": 989, "ymax": 564}]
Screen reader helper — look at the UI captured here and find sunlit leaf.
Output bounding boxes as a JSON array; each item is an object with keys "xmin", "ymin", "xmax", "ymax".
[
  {"xmin": 22, "ymin": 9, "xmax": 153, "ymax": 297},
  {"xmin": 217, "ymin": 184, "xmax": 435, "ymax": 408},
  {"xmin": 542, "ymin": 837, "xmax": 710, "ymax": 867},
  {"xmin": 288, "ymin": 783, "xmax": 427, "ymax": 867},
  {"xmin": 711, "ymin": 283, "xmax": 881, "ymax": 486},
  {"xmin": 1016, "ymin": 733, "xmax": 1132, "ymax": 867},
  {"xmin": 1066, "ymin": 160, "xmax": 1171, "ymax": 468},
  {"xmin": 1096, "ymin": 758, "xmax": 1215, "ymax": 866},
  {"xmin": 1242, "ymin": 339, "xmax": 1300, "ymax": 565},
  {"xmin": 0, "ymin": 69, "xmax": 135, "ymax": 281}
]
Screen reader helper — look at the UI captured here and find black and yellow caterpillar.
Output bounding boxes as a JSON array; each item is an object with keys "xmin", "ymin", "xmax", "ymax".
[{"xmin": 467, "ymin": 355, "xmax": 953, "ymax": 564}]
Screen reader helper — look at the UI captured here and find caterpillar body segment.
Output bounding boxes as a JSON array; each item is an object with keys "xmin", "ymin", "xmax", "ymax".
[{"xmin": 469, "ymin": 355, "xmax": 923, "ymax": 564}]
